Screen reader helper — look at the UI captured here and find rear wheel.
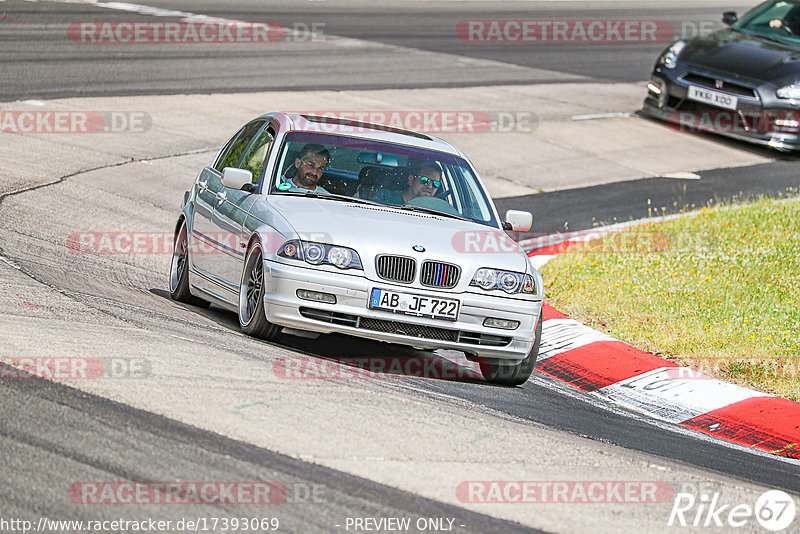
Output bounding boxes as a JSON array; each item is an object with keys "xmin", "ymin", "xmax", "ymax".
[
  {"xmin": 480, "ymin": 309, "xmax": 542, "ymax": 386},
  {"xmin": 169, "ymin": 220, "xmax": 210, "ymax": 308},
  {"xmin": 239, "ymin": 242, "xmax": 281, "ymax": 341}
]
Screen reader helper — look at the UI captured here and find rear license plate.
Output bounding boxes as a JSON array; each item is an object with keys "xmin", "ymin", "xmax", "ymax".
[
  {"xmin": 687, "ymin": 85, "xmax": 738, "ymax": 110},
  {"xmin": 369, "ymin": 288, "xmax": 459, "ymax": 321}
]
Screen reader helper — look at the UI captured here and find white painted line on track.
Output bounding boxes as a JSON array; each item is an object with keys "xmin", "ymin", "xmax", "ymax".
[
  {"xmin": 528, "ymin": 255, "xmax": 556, "ymax": 269},
  {"xmin": 571, "ymin": 112, "xmax": 632, "ymax": 121},
  {"xmin": 539, "ymin": 318, "xmax": 616, "ymax": 361},
  {"xmin": 0, "ymin": 254, "xmax": 22, "ymax": 270},
  {"xmin": 596, "ymin": 367, "xmax": 770, "ymax": 424},
  {"xmin": 528, "ymin": 369, "xmax": 794, "ymax": 463},
  {"xmin": 661, "ymin": 171, "xmax": 701, "ymax": 179}
]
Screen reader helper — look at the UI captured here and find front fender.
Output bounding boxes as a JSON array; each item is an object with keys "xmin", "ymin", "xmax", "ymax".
[
  {"xmin": 177, "ymin": 200, "xmax": 194, "ymax": 237},
  {"xmin": 532, "ymin": 269, "xmax": 545, "ymax": 302},
  {"xmin": 247, "ymin": 225, "xmax": 295, "ymax": 259}
]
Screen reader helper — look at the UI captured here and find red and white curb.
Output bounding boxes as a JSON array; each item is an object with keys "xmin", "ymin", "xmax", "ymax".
[{"xmin": 527, "ymin": 228, "xmax": 800, "ymax": 460}]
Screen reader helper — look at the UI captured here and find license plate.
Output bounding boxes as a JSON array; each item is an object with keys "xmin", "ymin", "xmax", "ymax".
[
  {"xmin": 369, "ymin": 288, "xmax": 459, "ymax": 321},
  {"xmin": 687, "ymin": 85, "xmax": 738, "ymax": 110}
]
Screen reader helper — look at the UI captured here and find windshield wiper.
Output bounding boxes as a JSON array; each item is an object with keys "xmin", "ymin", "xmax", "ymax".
[
  {"xmin": 756, "ymin": 33, "xmax": 790, "ymax": 44},
  {"xmin": 394, "ymin": 204, "xmax": 470, "ymax": 222},
  {"xmin": 273, "ymin": 190, "xmax": 323, "ymax": 197},
  {"xmin": 322, "ymin": 193, "xmax": 386, "ymax": 206},
  {"xmin": 739, "ymin": 28, "xmax": 793, "ymax": 44},
  {"xmin": 273, "ymin": 189, "xmax": 386, "ymax": 206}
]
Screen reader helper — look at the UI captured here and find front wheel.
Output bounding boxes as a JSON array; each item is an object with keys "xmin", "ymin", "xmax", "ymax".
[
  {"xmin": 239, "ymin": 242, "xmax": 281, "ymax": 341},
  {"xmin": 169, "ymin": 220, "xmax": 210, "ymax": 308},
  {"xmin": 480, "ymin": 309, "xmax": 542, "ymax": 386}
]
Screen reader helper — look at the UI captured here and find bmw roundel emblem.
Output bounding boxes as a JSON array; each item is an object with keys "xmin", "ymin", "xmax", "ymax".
[{"xmin": 412, "ymin": 245, "xmax": 425, "ymax": 252}]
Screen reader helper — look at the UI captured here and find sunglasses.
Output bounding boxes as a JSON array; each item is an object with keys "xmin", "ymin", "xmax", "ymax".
[{"xmin": 417, "ymin": 175, "xmax": 441, "ymax": 188}]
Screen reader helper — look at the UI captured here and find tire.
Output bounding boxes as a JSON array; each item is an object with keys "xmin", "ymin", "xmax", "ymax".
[
  {"xmin": 169, "ymin": 219, "xmax": 210, "ymax": 308},
  {"xmin": 480, "ymin": 309, "xmax": 543, "ymax": 386},
  {"xmin": 239, "ymin": 241, "xmax": 281, "ymax": 341}
]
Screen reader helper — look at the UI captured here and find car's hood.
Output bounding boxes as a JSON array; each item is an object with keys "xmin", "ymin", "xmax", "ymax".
[
  {"xmin": 266, "ymin": 195, "xmax": 530, "ymax": 278},
  {"xmin": 680, "ymin": 28, "xmax": 800, "ymax": 83}
]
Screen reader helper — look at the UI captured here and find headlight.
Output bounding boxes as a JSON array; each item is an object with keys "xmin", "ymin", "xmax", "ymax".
[
  {"xmin": 327, "ymin": 247, "xmax": 353, "ymax": 268},
  {"xmin": 278, "ymin": 240, "xmax": 363, "ymax": 270},
  {"xmin": 472, "ymin": 268, "xmax": 498, "ymax": 289},
  {"xmin": 498, "ymin": 272, "xmax": 519, "ymax": 292},
  {"xmin": 658, "ymin": 41, "xmax": 686, "ymax": 69},
  {"xmin": 777, "ymin": 84, "xmax": 800, "ymax": 100},
  {"xmin": 470, "ymin": 268, "xmax": 536, "ymax": 294},
  {"xmin": 303, "ymin": 243, "xmax": 325, "ymax": 264}
]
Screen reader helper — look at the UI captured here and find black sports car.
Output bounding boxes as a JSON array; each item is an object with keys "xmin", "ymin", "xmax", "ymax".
[{"xmin": 644, "ymin": 1, "xmax": 800, "ymax": 150}]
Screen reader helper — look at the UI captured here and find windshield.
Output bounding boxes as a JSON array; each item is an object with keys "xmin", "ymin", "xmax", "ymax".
[
  {"xmin": 270, "ymin": 131, "xmax": 498, "ymax": 227},
  {"xmin": 734, "ymin": 0, "xmax": 800, "ymax": 44}
]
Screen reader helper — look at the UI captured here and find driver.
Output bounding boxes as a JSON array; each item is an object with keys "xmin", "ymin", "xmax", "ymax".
[
  {"xmin": 279, "ymin": 143, "xmax": 330, "ymax": 193},
  {"xmin": 373, "ymin": 160, "xmax": 442, "ymax": 206}
]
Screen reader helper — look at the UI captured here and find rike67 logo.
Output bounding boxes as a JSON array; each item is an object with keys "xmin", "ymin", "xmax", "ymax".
[{"xmin": 668, "ymin": 486, "xmax": 796, "ymax": 531}]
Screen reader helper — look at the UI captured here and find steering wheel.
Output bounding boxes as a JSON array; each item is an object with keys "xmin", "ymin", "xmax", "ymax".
[
  {"xmin": 435, "ymin": 188, "xmax": 454, "ymax": 201},
  {"xmin": 404, "ymin": 195, "xmax": 460, "ymax": 216}
]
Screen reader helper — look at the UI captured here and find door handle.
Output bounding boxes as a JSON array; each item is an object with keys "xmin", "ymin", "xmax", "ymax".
[
  {"xmin": 216, "ymin": 191, "xmax": 227, "ymax": 203},
  {"xmin": 198, "ymin": 180, "xmax": 208, "ymax": 190}
]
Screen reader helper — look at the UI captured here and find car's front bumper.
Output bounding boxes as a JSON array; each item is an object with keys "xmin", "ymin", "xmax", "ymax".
[
  {"xmin": 643, "ymin": 68, "xmax": 800, "ymax": 152},
  {"xmin": 261, "ymin": 259, "xmax": 541, "ymax": 361}
]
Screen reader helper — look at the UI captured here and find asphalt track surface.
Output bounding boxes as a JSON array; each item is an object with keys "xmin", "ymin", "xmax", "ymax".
[
  {"xmin": 2, "ymin": 1, "xmax": 800, "ymax": 532},
  {"xmin": 0, "ymin": 363, "xmax": 535, "ymax": 533},
  {"xmin": 494, "ymin": 159, "xmax": 800, "ymax": 234},
  {"xmin": 1, "ymin": 0, "xmax": 756, "ymax": 100}
]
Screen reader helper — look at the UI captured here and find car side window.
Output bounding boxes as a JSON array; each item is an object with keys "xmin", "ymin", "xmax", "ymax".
[
  {"xmin": 213, "ymin": 131, "xmax": 241, "ymax": 172},
  {"xmin": 214, "ymin": 120, "xmax": 265, "ymax": 173},
  {"xmin": 240, "ymin": 126, "xmax": 275, "ymax": 183}
]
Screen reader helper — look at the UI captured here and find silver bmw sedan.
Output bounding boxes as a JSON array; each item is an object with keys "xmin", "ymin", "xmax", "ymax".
[{"xmin": 169, "ymin": 113, "xmax": 543, "ymax": 385}]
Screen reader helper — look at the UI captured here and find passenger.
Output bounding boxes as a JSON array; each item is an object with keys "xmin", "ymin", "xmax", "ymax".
[
  {"xmin": 372, "ymin": 161, "xmax": 442, "ymax": 205},
  {"xmin": 279, "ymin": 143, "xmax": 330, "ymax": 193}
]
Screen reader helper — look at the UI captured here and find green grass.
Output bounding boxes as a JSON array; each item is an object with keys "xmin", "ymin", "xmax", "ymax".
[{"xmin": 541, "ymin": 197, "xmax": 800, "ymax": 401}]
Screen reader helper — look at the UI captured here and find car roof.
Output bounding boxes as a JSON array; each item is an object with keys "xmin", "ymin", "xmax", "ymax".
[{"xmin": 261, "ymin": 112, "xmax": 467, "ymax": 158}]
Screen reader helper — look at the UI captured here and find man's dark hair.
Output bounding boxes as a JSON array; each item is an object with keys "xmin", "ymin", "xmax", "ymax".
[
  {"xmin": 407, "ymin": 159, "xmax": 441, "ymax": 177},
  {"xmin": 298, "ymin": 143, "xmax": 330, "ymax": 162}
]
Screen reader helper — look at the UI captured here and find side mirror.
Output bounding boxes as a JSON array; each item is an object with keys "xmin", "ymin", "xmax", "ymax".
[
  {"xmin": 722, "ymin": 11, "xmax": 737, "ymax": 26},
  {"xmin": 504, "ymin": 209, "xmax": 533, "ymax": 232},
  {"xmin": 221, "ymin": 167, "xmax": 253, "ymax": 191}
]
